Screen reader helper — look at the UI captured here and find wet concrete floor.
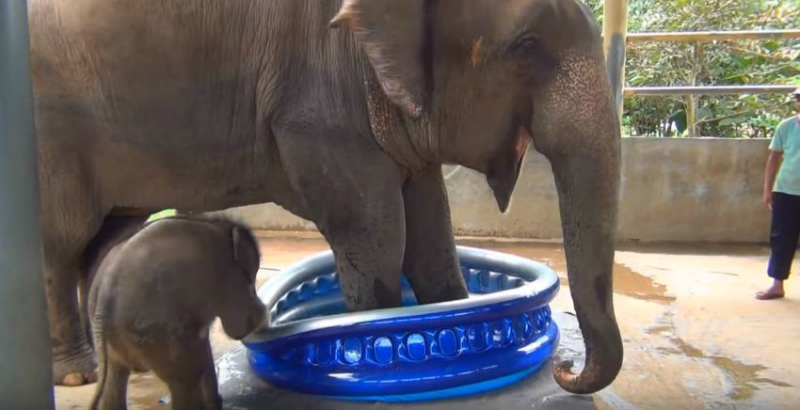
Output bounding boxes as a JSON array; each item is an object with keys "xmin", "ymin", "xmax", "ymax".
[{"xmin": 55, "ymin": 232, "xmax": 800, "ymax": 409}]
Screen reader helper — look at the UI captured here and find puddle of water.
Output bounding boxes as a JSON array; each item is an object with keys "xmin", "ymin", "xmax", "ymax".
[
  {"xmin": 647, "ymin": 311, "xmax": 791, "ymax": 403},
  {"xmin": 670, "ymin": 336, "xmax": 792, "ymax": 401},
  {"xmin": 456, "ymin": 239, "xmax": 675, "ymax": 303},
  {"xmin": 595, "ymin": 388, "xmax": 642, "ymax": 410},
  {"xmin": 613, "ymin": 263, "xmax": 676, "ymax": 303},
  {"xmin": 216, "ymin": 348, "xmax": 246, "ymax": 386}
]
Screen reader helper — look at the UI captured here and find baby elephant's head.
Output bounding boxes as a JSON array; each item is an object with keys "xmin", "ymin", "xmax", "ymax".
[{"xmin": 219, "ymin": 224, "xmax": 269, "ymax": 340}]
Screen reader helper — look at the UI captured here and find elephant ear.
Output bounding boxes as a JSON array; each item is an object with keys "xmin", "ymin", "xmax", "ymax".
[
  {"xmin": 331, "ymin": 0, "xmax": 426, "ymax": 117},
  {"xmin": 232, "ymin": 226, "xmax": 244, "ymax": 262},
  {"xmin": 231, "ymin": 225, "xmax": 259, "ymax": 271}
]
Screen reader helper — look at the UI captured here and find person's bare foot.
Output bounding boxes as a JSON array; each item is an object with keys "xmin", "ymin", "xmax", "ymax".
[
  {"xmin": 755, "ymin": 289, "xmax": 785, "ymax": 300},
  {"xmin": 755, "ymin": 280, "xmax": 785, "ymax": 300}
]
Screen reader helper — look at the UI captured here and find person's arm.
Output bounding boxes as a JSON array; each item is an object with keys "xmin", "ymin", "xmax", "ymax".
[{"xmin": 764, "ymin": 150, "xmax": 782, "ymax": 209}]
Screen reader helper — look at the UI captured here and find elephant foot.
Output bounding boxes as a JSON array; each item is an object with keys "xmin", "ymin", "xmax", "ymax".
[{"xmin": 53, "ymin": 343, "xmax": 98, "ymax": 386}]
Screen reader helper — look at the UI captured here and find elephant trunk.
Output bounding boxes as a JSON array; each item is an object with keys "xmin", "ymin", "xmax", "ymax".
[{"xmin": 549, "ymin": 144, "xmax": 623, "ymax": 394}]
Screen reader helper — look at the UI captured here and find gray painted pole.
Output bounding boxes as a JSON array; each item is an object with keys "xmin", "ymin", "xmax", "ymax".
[
  {"xmin": 0, "ymin": 1, "xmax": 55, "ymax": 408},
  {"xmin": 602, "ymin": 0, "xmax": 628, "ymax": 122}
]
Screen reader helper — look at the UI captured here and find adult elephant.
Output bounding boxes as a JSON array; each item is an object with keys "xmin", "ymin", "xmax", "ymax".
[{"xmin": 29, "ymin": 0, "xmax": 622, "ymax": 394}]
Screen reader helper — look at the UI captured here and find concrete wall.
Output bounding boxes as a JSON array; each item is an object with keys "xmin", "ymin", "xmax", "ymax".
[{"xmin": 222, "ymin": 138, "xmax": 772, "ymax": 243}]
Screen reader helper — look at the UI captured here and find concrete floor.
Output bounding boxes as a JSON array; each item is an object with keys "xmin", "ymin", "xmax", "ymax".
[{"xmin": 55, "ymin": 232, "xmax": 800, "ymax": 410}]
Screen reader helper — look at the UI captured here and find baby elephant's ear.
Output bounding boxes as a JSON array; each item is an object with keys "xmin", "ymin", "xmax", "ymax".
[
  {"xmin": 232, "ymin": 226, "xmax": 245, "ymax": 262},
  {"xmin": 232, "ymin": 225, "xmax": 260, "ymax": 271}
]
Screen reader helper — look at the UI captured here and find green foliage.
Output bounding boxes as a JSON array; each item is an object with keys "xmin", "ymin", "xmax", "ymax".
[{"xmin": 583, "ymin": 0, "xmax": 800, "ymax": 138}]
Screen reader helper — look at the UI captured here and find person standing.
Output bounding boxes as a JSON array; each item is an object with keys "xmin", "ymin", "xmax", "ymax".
[{"xmin": 757, "ymin": 88, "xmax": 800, "ymax": 300}]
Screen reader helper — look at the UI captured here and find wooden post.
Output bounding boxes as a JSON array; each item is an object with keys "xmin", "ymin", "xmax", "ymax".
[
  {"xmin": 603, "ymin": 0, "xmax": 629, "ymax": 123},
  {"xmin": 687, "ymin": 41, "xmax": 704, "ymax": 138},
  {"xmin": 0, "ymin": 1, "xmax": 55, "ymax": 408}
]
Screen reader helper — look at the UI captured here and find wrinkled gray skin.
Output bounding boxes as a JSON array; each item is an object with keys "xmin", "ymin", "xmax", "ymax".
[
  {"xmin": 29, "ymin": 0, "xmax": 621, "ymax": 394},
  {"xmin": 88, "ymin": 217, "xmax": 267, "ymax": 410}
]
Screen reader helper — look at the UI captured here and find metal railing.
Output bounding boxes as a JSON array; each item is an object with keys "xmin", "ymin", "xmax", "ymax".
[
  {"xmin": 626, "ymin": 30, "xmax": 800, "ymax": 43},
  {"xmin": 623, "ymin": 85, "xmax": 799, "ymax": 97},
  {"xmin": 620, "ymin": 29, "xmax": 800, "ymax": 137}
]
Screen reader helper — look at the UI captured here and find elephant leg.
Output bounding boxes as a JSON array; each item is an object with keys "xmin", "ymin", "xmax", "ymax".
[
  {"xmin": 156, "ymin": 341, "xmax": 214, "ymax": 410},
  {"xmin": 93, "ymin": 359, "xmax": 130, "ymax": 410},
  {"xmin": 323, "ymin": 185, "xmax": 407, "ymax": 311},
  {"xmin": 80, "ymin": 215, "xmax": 149, "ymax": 348},
  {"xmin": 46, "ymin": 254, "xmax": 98, "ymax": 386},
  {"xmin": 274, "ymin": 127, "xmax": 407, "ymax": 312},
  {"xmin": 43, "ymin": 219, "xmax": 104, "ymax": 385},
  {"xmin": 168, "ymin": 381, "xmax": 207, "ymax": 410},
  {"xmin": 39, "ymin": 164, "xmax": 119, "ymax": 385},
  {"xmin": 331, "ymin": 238, "xmax": 405, "ymax": 311},
  {"xmin": 199, "ymin": 343, "xmax": 222, "ymax": 410},
  {"xmin": 402, "ymin": 165, "xmax": 468, "ymax": 304}
]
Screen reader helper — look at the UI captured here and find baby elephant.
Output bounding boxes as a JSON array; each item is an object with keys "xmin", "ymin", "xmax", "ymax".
[{"xmin": 88, "ymin": 216, "xmax": 268, "ymax": 410}]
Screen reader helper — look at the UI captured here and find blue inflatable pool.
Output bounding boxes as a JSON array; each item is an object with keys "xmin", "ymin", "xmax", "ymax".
[{"xmin": 243, "ymin": 246, "xmax": 560, "ymax": 402}]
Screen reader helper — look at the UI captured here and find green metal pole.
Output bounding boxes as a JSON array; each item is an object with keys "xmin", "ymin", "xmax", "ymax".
[
  {"xmin": 0, "ymin": 1, "xmax": 55, "ymax": 408},
  {"xmin": 603, "ymin": 0, "xmax": 628, "ymax": 123}
]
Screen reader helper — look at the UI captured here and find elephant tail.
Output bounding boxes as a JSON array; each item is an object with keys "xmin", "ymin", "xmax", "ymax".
[
  {"xmin": 88, "ymin": 307, "xmax": 109, "ymax": 410},
  {"xmin": 78, "ymin": 273, "xmax": 92, "ymax": 348}
]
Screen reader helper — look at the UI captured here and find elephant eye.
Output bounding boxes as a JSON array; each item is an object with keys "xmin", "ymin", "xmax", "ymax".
[
  {"xmin": 508, "ymin": 32, "xmax": 542, "ymax": 56},
  {"xmin": 506, "ymin": 32, "xmax": 557, "ymax": 81}
]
